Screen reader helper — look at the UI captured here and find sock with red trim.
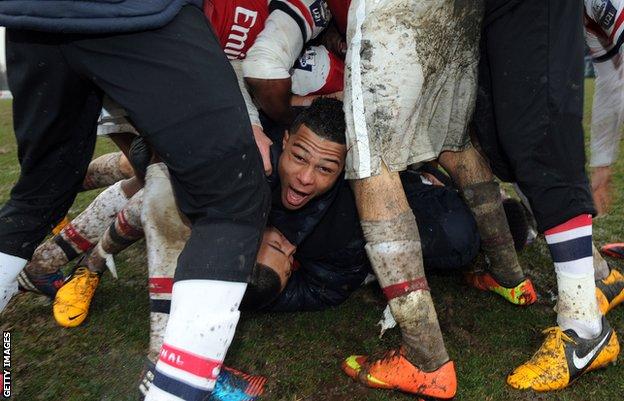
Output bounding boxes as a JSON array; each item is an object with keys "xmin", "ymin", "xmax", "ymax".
[
  {"xmin": 24, "ymin": 181, "xmax": 129, "ymax": 276},
  {"xmin": 361, "ymin": 211, "xmax": 449, "ymax": 371},
  {"xmin": 85, "ymin": 189, "xmax": 145, "ymax": 274},
  {"xmin": 545, "ymin": 214, "xmax": 602, "ymax": 339},
  {"xmin": 145, "ymin": 280, "xmax": 247, "ymax": 401}
]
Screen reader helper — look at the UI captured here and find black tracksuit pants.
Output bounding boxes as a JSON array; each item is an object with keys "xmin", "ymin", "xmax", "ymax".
[
  {"xmin": 2, "ymin": 5, "xmax": 269, "ymax": 282},
  {"xmin": 474, "ymin": 0, "xmax": 595, "ymax": 232}
]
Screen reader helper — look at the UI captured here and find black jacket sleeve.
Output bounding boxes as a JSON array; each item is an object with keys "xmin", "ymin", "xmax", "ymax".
[{"xmin": 266, "ymin": 236, "xmax": 370, "ymax": 312}]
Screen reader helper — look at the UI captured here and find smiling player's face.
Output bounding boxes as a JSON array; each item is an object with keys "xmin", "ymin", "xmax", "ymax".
[
  {"xmin": 278, "ymin": 124, "xmax": 346, "ymax": 210},
  {"xmin": 256, "ymin": 227, "xmax": 297, "ymax": 289}
]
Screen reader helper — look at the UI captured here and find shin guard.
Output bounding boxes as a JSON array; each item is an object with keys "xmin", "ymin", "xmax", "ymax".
[{"xmin": 546, "ymin": 215, "xmax": 602, "ymax": 339}]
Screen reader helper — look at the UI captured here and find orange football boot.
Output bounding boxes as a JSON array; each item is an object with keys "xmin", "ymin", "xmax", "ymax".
[
  {"xmin": 342, "ymin": 347, "xmax": 456, "ymax": 400},
  {"xmin": 466, "ymin": 271, "xmax": 537, "ymax": 306}
]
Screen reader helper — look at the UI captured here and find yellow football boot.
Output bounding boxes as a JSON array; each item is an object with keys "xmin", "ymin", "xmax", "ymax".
[
  {"xmin": 53, "ymin": 266, "xmax": 101, "ymax": 327},
  {"xmin": 596, "ymin": 269, "xmax": 624, "ymax": 314},
  {"xmin": 507, "ymin": 316, "xmax": 619, "ymax": 391}
]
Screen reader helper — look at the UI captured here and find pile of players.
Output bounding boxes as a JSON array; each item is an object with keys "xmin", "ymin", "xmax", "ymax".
[{"xmin": 1, "ymin": 0, "xmax": 624, "ymax": 400}]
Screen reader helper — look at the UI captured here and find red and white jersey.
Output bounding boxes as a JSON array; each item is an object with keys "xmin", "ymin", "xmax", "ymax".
[
  {"xmin": 585, "ymin": 0, "xmax": 624, "ymax": 62},
  {"xmin": 291, "ymin": 45, "xmax": 344, "ymax": 95},
  {"xmin": 584, "ymin": 1, "xmax": 624, "ymax": 167},
  {"xmin": 243, "ymin": 0, "xmax": 332, "ymax": 80},
  {"xmin": 206, "ymin": 0, "xmax": 331, "ymax": 61},
  {"xmin": 325, "ymin": 0, "xmax": 350, "ymax": 35},
  {"xmin": 205, "ymin": 0, "xmax": 270, "ymax": 60}
]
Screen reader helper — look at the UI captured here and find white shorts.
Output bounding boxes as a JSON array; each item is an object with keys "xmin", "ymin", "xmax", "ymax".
[
  {"xmin": 344, "ymin": 0, "xmax": 483, "ymax": 179},
  {"xmin": 97, "ymin": 97, "xmax": 138, "ymax": 137}
]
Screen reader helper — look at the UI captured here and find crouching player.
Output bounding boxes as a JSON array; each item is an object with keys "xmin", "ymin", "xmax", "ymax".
[
  {"xmin": 135, "ymin": 98, "xmax": 487, "ymax": 397},
  {"xmin": 45, "ymin": 100, "xmax": 484, "ymax": 399}
]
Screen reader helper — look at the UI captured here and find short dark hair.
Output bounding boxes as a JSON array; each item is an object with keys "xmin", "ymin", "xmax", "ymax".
[{"xmin": 290, "ymin": 98, "xmax": 346, "ymax": 145}]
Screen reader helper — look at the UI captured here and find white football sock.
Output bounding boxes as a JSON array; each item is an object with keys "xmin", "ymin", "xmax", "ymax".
[
  {"xmin": 145, "ymin": 279, "xmax": 247, "ymax": 401},
  {"xmin": 0, "ymin": 252, "xmax": 27, "ymax": 312}
]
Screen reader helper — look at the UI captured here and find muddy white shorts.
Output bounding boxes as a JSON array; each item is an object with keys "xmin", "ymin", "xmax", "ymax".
[
  {"xmin": 97, "ymin": 96, "xmax": 138, "ymax": 136},
  {"xmin": 344, "ymin": 0, "xmax": 483, "ymax": 179}
]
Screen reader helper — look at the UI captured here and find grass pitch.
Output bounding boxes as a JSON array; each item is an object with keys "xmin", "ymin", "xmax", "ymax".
[{"xmin": 1, "ymin": 80, "xmax": 624, "ymax": 401}]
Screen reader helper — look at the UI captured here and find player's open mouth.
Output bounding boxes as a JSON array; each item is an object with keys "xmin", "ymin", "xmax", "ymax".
[{"xmin": 286, "ymin": 186, "xmax": 310, "ymax": 207}]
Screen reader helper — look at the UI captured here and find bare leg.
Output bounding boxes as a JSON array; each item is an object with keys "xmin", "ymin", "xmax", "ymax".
[
  {"xmin": 82, "ymin": 152, "xmax": 133, "ymax": 191},
  {"xmin": 352, "ymin": 163, "xmax": 448, "ymax": 371},
  {"xmin": 439, "ymin": 146, "xmax": 527, "ymax": 287}
]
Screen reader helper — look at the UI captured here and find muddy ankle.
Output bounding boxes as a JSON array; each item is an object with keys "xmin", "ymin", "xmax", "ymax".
[
  {"xmin": 82, "ymin": 252, "xmax": 107, "ymax": 275},
  {"xmin": 389, "ymin": 290, "xmax": 450, "ymax": 373},
  {"xmin": 401, "ymin": 335, "xmax": 450, "ymax": 372}
]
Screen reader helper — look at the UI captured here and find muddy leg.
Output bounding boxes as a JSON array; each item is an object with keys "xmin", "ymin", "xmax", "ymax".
[
  {"xmin": 83, "ymin": 189, "xmax": 145, "ymax": 274},
  {"xmin": 593, "ymin": 243, "xmax": 609, "ymax": 281},
  {"xmin": 25, "ymin": 179, "xmax": 133, "ymax": 275},
  {"xmin": 352, "ymin": 163, "xmax": 448, "ymax": 371},
  {"xmin": 82, "ymin": 152, "xmax": 134, "ymax": 191},
  {"xmin": 439, "ymin": 146, "xmax": 525, "ymax": 285},
  {"xmin": 142, "ymin": 163, "xmax": 190, "ymax": 362}
]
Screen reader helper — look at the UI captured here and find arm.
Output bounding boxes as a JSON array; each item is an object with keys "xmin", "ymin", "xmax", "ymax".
[
  {"xmin": 243, "ymin": 0, "xmax": 330, "ymax": 125},
  {"xmin": 590, "ymin": 57, "xmax": 624, "ymax": 169},
  {"xmin": 267, "ymin": 240, "xmax": 370, "ymax": 312},
  {"xmin": 585, "ymin": 23, "xmax": 624, "ymax": 213},
  {"xmin": 245, "ymin": 77, "xmax": 296, "ymax": 125},
  {"xmin": 230, "ymin": 60, "xmax": 274, "ymax": 175}
]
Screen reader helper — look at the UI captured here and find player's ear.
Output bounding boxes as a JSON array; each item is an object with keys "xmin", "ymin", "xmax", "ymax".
[{"xmin": 282, "ymin": 130, "xmax": 290, "ymax": 150}]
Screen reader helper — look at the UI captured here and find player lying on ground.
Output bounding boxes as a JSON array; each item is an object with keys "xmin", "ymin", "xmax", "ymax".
[
  {"xmin": 470, "ymin": 0, "xmax": 621, "ymax": 392},
  {"xmin": 16, "ymin": 99, "xmax": 481, "ymax": 400},
  {"xmin": 19, "ymin": 98, "xmax": 496, "ymax": 319}
]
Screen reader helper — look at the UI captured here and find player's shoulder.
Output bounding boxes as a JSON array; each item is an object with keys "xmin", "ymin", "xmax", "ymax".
[
  {"xmin": 586, "ymin": 0, "xmax": 621, "ymax": 31},
  {"xmin": 270, "ymin": 0, "xmax": 331, "ymax": 40}
]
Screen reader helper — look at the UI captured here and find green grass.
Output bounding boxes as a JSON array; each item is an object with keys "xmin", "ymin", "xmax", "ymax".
[{"xmin": 2, "ymin": 79, "xmax": 624, "ymax": 400}]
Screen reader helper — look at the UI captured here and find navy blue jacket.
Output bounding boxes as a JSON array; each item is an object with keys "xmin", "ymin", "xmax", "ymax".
[
  {"xmin": 0, "ymin": 0, "xmax": 201, "ymax": 33},
  {"xmin": 264, "ymin": 146, "xmax": 480, "ymax": 312}
]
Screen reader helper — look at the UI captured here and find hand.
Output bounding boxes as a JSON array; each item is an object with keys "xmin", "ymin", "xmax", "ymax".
[
  {"xmin": 591, "ymin": 165, "xmax": 613, "ymax": 215},
  {"xmin": 252, "ymin": 125, "xmax": 273, "ymax": 176}
]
